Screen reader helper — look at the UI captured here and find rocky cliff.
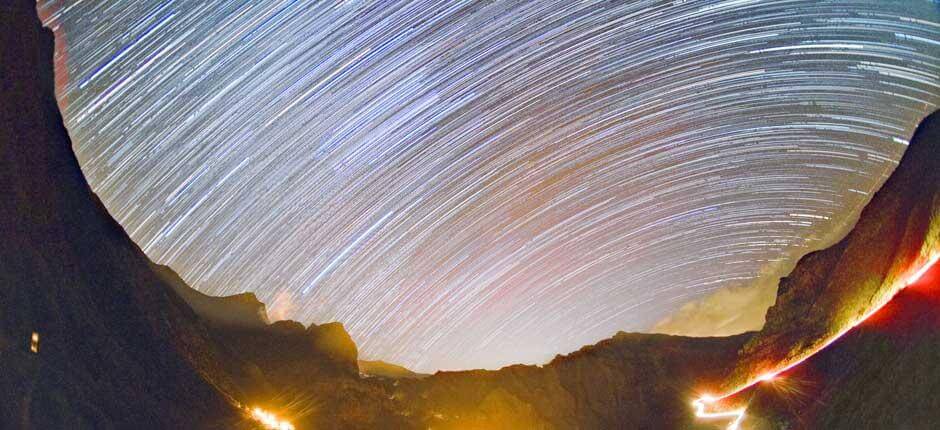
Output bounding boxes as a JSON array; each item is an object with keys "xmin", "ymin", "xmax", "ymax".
[
  {"xmin": 359, "ymin": 360, "xmax": 429, "ymax": 379},
  {"xmin": 154, "ymin": 264, "xmax": 270, "ymax": 329},
  {"xmin": 0, "ymin": 1, "xmax": 245, "ymax": 427},
  {"xmin": 728, "ymin": 111, "xmax": 940, "ymax": 390}
]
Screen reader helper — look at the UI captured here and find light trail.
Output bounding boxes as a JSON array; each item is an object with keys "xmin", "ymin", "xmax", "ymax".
[
  {"xmin": 692, "ymin": 395, "xmax": 746, "ymax": 430},
  {"xmin": 242, "ymin": 405, "xmax": 294, "ymax": 430},
  {"xmin": 693, "ymin": 253, "xmax": 939, "ymax": 429}
]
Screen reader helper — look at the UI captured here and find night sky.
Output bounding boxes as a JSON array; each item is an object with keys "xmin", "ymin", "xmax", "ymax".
[{"xmin": 40, "ymin": 0, "xmax": 940, "ymax": 372}]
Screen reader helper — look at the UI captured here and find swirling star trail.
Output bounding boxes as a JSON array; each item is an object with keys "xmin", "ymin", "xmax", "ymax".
[{"xmin": 38, "ymin": 1, "xmax": 939, "ymax": 372}]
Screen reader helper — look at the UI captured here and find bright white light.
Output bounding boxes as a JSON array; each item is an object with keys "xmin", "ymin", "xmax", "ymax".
[
  {"xmin": 757, "ymin": 372, "xmax": 776, "ymax": 382},
  {"xmin": 907, "ymin": 254, "xmax": 939, "ymax": 286},
  {"xmin": 692, "ymin": 396, "xmax": 745, "ymax": 430},
  {"xmin": 249, "ymin": 407, "xmax": 294, "ymax": 430}
]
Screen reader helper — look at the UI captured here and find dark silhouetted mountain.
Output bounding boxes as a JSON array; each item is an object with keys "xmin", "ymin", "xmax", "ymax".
[{"xmin": 0, "ymin": 1, "xmax": 245, "ymax": 428}]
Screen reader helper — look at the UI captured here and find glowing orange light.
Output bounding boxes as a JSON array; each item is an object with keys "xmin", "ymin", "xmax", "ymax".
[
  {"xmin": 249, "ymin": 407, "xmax": 294, "ymax": 430},
  {"xmin": 30, "ymin": 332, "xmax": 39, "ymax": 354},
  {"xmin": 757, "ymin": 372, "xmax": 777, "ymax": 382},
  {"xmin": 693, "ymin": 254, "xmax": 938, "ymax": 429},
  {"xmin": 907, "ymin": 255, "xmax": 939, "ymax": 285}
]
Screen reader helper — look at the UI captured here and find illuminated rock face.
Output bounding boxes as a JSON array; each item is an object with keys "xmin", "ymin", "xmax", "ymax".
[
  {"xmin": 155, "ymin": 263, "xmax": 271, "ymax": 329},
  {"xmin": 716, "ymin": 255, "xmax": 940, "ymax": 430},
  {"xmin": 732, "ymin": 111, "xmax": 940, "ymax": 389}
]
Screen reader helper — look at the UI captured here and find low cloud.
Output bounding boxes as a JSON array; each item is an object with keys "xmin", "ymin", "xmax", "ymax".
[
  {"xmin": 652, "ymin": 282, "xmax": 777, "ymax": 336},
  {"xmin": 651, "ymin": 260, "xmax": 794, "ymax": 337},
  {"xmin": 652, "ymin": 218, "xmax": 859, "ymax": 337}
]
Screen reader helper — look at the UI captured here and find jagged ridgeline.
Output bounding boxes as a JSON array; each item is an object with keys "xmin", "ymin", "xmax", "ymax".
[{"xmin": 2, "ymin": 1, "xmax": 938, "ymax": 429}]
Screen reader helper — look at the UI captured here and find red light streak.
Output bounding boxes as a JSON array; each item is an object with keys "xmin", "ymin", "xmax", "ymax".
[{"xmin": 693, "ymin": 253, "xmax": 939, "ymax": 429}]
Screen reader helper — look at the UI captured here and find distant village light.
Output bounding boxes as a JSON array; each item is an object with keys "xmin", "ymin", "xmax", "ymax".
[{"xmin": 30, "ymin": 332, "xmax": 39, "ymax": 354}]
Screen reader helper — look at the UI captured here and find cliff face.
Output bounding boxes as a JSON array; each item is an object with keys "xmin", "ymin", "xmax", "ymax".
[
  {"xmin": 730, "ymin": 113, "xmax": 940, "ymax": 389},
  {"xmin": 205, "ymin": 319, "xmax": 416, "ymax": 430},
  {"xmin": 0, "ymin": 2, "xmax": 243, "ymax": 428},
  {"xmin": 154, "ymin": 263, "xmax": 270, "ymax": 328},
  {"xmin": 151, "ymin": 262, "xmax": 418, "ymax": 429}
]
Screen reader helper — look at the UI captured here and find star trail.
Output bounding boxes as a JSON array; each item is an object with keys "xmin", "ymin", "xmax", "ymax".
[{"xmin": 38, "ymin": 0, "xmax": 940, "ymax": 372}]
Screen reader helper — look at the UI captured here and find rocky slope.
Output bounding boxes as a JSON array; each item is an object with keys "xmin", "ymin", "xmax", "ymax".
[
  {"xmin": 728, "ymin": 111, "xmax": 940, "ymax": 390},
  {"xmin": 716, "ymin": 254, "xmax": 940, "ymax": 429},
  {"xmin": 359, "ymin": 360, "xmax": 429, "ymax": 379},
  {"xmin": 153, "ymin": 263, "xmax": 417, "ymax": 428},
  {"xmin": 0, "ymin": 1, "xmax": 246, "ymax": 428},
  {"xmin": 154, "ymin": 264, "xmax": 270, "ymax": 329}
]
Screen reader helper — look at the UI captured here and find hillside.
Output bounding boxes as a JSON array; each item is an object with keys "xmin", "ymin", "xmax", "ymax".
[
  {"xmin": 359, "ymin": 360, "xmax": 429, "ymax": 379},
  {"xmin": 710, "ymin": 254, "xmax": 940, "ymax": 429},
  {"xmin": 729, "ymin": 112, "xmax": 940, "ymax": 391}
]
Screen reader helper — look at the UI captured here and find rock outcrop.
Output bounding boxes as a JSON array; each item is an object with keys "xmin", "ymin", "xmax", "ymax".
[
  {"xmin": 154, "ymin": 264, "xmax": 271, "ymax": 328},
  {"xmin": 359, "ymin": 360, "xmax": 429, "ymax": 379}
]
